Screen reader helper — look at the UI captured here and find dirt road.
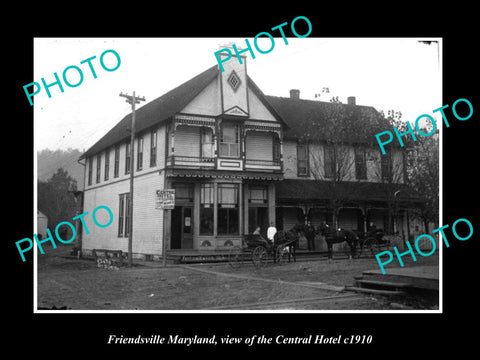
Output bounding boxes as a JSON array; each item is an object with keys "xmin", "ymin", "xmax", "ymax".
[{"xmin": 36, "ymin": 246, "xmax": 439, "ymax": 311}]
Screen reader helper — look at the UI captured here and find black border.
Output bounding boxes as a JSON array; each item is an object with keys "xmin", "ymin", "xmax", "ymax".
[{"xmin": 8, "ymin": 5, "xmax": 479, "ymax": 356}]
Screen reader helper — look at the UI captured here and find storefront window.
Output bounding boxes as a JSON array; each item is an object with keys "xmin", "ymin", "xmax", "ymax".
[
  {"xmin": 217, "ymin": 183, "xmax": 239, "ymax": 235},
  {"xmin": 200, "ymin": 184, "xmax": 214, "ymax": 235}
]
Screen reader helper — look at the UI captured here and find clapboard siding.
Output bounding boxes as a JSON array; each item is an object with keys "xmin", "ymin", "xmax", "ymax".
[
  {"xmin": 82, "ymin": 171, "xmax": 165, "ymax": 256},
  {"xmin": 245, "ymin": 131, "xmax": 272, "ymax": 160},
  {"xmin": 175, "ymin": 125, "xmax": 200, "ymax": 156}
]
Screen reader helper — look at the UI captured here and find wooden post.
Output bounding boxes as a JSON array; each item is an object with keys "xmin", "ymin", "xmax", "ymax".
[
  {"xmin": 163, "ymin": 209, "xmax": 169, "ymax": 267},
  {"xmin": 119, "ymin": 91, "xmax": 145, "ymax": 266}
]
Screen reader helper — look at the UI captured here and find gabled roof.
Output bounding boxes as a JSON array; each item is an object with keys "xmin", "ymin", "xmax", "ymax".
[
  {"xmin": 81, "ymin": 65, "xmax": 391, "ymax": 160},
  {"xmin": 264, "ymin": 96, "xmax": 388, "ymax": 145},
  {"xmin": 80, "ymin": 65, "xmax": 219, "ymax": 159}
]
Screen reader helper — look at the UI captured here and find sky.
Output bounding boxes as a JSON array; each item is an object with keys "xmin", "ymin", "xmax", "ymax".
[{"xmin": 33, "ymin": 37, "xmax": 441, "ymax": 153}]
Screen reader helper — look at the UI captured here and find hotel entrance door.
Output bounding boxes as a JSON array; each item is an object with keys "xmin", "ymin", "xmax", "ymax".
[{"xmin": 171, "ymin": 206, "xmax": 193, "ymax": 249}]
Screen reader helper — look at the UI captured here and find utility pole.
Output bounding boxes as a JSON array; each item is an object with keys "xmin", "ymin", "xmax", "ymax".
[{"xmin": 119, "ymin": 91, "xmax": 146, "ymax": 266}]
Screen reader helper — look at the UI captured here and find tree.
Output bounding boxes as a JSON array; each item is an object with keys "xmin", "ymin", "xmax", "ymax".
[
  {"xmin": 405, "ymin": 127, "xmax": 439, "ymax": 232},
  {"xmin": 302, "ymin": 97, "xmax": 387, "ymax": 227},
  {"xmin": 37, "ymin": 168, "xmax": 78, "ymax": 234},
  {"xmin": 370, "ymin": 109, "xmax": 410, "ymax": 234}
]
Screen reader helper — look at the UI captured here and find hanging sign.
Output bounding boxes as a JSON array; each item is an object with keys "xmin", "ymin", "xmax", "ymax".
[{"xmin": 156, "ymin": 189, "xmax": 175, "ymax": 210}]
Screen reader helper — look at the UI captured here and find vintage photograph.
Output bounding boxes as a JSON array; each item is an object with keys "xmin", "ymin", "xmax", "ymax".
[{"xmin": 34, "ymin": 38, "xmax": 441, "ymax": 311}]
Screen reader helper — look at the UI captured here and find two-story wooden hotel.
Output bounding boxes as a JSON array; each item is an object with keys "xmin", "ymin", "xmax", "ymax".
[{"xmin": 79, "ymin": 52, "xmax": 423, "ymax": 258}]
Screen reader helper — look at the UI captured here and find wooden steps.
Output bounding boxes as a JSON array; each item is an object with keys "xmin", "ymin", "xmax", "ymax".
[{"xmin": 345, "ymin": 276, "xmax": 413, "ymax": 296}]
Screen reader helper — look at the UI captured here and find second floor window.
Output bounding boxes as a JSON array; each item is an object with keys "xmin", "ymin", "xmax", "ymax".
[
  {"xmin": 88, "ymin": 157, "xmax": 93, "ymax": 185},
  {"xmin": 381, "ymin": 151, "xmax": 393, "ymax": 182},
  {"xmin": 125, "ymin": 142, "xmax": 131, "ymax": 174},
  {"xmin": 96, "ymin": 153, "xmax": 101, "ymax": 183},
  {"xmin": 273, "ymin": 133, "xmax": 281, "ymax": 163},
  {"xmin": 104, "ymin": 148, "xmax": 110, "ymax": 181},
  {"xmin": 324, "ymin": 145, "xmax": 335, "ymax": 179},
  {"xmin": 137, "ymin": 136, "xmax": 143, "ymax": 171},
  {"xmin": 355, "ymin": 147, "xmax": 367, "ymax": 180},
  {"xmin": 201, "ymin": 127, "xmax": 214, "ymax": 158},
  {"xmin": 219, "ymin": 122, "xmax": 239, "ymax": 157},
  {"xmin": 150, "ymin": 130, "xmax": 157, "ymax": 167},
  {"xmin": 297, "ymin": 143, "xmax": 309, "ymax": 176},
  {"xmin": 114, "ymin": 145, "xmax": 120, "ymax": 178}
]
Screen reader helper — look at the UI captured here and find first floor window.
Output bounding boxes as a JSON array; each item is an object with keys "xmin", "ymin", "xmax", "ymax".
[
  {"xmin": 200, "ymin": 183, "xmax": 214, "ymax": 235},
  {"xmin": 217, "ymin": 183, "xmax": 239, "ymax": 235},
  {"xmin": 118, "ymin": 193, "xmax": 131, "ymax": 237}
]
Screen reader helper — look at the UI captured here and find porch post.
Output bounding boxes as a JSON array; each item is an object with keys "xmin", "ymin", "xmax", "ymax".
[
  {"xmin": 268, "ymin": 183, "xmax": 276, "ymax": 226},
  {"xmin": 243, "ymin": 183, "xmax": 249, "ymax": 234}
]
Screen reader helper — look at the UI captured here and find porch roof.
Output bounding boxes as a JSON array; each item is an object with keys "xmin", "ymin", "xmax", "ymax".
[
  {"xmin": 276, "ymin": 179, "xmax": 424, "ymax": 205},
  {"xmin": 166, "ymin": 168, "xmax": 283, "ymax": 181}
]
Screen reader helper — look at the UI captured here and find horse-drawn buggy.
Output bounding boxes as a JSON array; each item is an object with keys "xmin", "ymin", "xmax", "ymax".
[
  {"xmin": 357, "ymin": 228, "xmax": 401, "ymax": 257},
  {"xmin": 228, "ymin": 228, "xmax": 299, "ymax": 269}
]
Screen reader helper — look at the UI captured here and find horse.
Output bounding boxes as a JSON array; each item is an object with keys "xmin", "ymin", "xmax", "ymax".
[
  {"xmin": 272, "ymin": 225, "xmax": 302, "ymax": 263},
  {"xmin": 316, "ymin": 222, "xmax": 359, "ymax": 260}
]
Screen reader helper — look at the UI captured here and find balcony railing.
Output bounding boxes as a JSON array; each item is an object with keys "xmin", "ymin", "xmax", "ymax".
[
  {"xmin": 245, "ymin": 159, "xmax": 282, "ymax": 166},
  {"xmin": 166, "ymin": 155, "xmax": 215, "ymax": 167},
  {"xmin": 167, "ymin": 155, "xmax": 282, "ymax": 172}
]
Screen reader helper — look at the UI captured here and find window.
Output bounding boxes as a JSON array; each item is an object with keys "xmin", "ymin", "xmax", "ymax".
[
  {"xmin": 201, "ymin": 127, "xmax": 214, "ymax": 158},
  {"xmin": 137, "ymin": 136, "xmax": 143, "ymax": 171},
  {"xmin": 355, "ymin": 147, "xmax": 367, "ymax": 180},
  {"xmin": 118, "ymin": 193, "xmax": 130, "ymax": 237},
  {"xmin": 96, "ymin": 153, "xmax": 101, "ymax": 183},
  {"xmin": 174, "ymin": 183, "xmax": 194, "ymax": 203},
  {"xmin": 88, "ymin": 157, "xmax": 93, "ymax": 186},
  {"xmin": 297, "ymin": 143, "xmax": 309, "ymax": 176},
  {"xmin": 217, "ymin": 183, "xmax": 239, "ymax": 235},
  {"xmin": 248, "ymin": 186, "xmax": 267, "ymax": 204},
  {"xmin": 150, "ymin": 130, "xmax": 157, "ymax": 167},
  {"xmin": 114, "ymin": 145, "xmax": 120, "ymax": 178},
  {"xmin": 104, "ymin": 148, "xmax": 110, "ymax": 181},
  {"xmin": 381, "ymin": 151, "xmax": 392, "ymax": 182},
  {"xmin": 200, "ymin": 184, "xmax": 214, "ymax": 235},
  {"xmin": 125, "ymin": 142, "xmax": 131, "ymax": 174},
  {"xmin": 219, "ymin": 122, "xmax": 239, "ymax": 157},
  {"xmin": 324, "ymin": 145, "xmax": 335, "ymax": 179},
  {"xmin": 273, "ymin": 133, "xmax": 281, "ymax": 163}
]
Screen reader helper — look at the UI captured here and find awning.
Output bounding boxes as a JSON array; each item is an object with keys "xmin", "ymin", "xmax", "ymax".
[{"xmin": 166, "ymin": 168, "xmax": 283, "ymax": 181}]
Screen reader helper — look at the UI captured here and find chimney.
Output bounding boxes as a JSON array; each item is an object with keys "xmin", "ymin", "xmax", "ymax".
[
  {"xmin": 347, "ymin": 96, "xmax": 356, "ymax": 105},
  {"xmin": 290, "ymin": 89, "xmax": 300, "ymax": 100}
]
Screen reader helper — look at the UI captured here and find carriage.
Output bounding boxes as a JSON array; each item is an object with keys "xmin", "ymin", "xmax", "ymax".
[
  {"xmin": 228, "ymin": 233, "xmax": 296, "ymax": 269},
  {"xmin": 357, "ymin": 228, "xmax": 400, "ymax": 256}
]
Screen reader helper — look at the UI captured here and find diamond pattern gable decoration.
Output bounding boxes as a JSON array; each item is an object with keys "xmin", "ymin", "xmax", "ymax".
[{"xmin": 227, "ymin": 70, "xmax": 241, "ymax": 92}]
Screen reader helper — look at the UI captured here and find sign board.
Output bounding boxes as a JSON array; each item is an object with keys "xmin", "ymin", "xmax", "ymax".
[{"xmin": 156, "ymin": 189, "xmax": 175, "ymax": 210}]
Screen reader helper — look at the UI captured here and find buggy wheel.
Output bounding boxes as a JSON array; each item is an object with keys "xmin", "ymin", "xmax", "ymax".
[
  {"xmin": 252, "ymin": 246, "xmax": 268, "ymax": 269},
  {"xmin": 276, "ymin": 245, "xmax": 287, "ymax": 264},
  {"xmin": 228, "ymin": 246, "xmax": 243, "ymax": 269}
]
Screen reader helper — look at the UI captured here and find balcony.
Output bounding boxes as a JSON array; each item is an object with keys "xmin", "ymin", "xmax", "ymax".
[
  {"xmin": 166, "ymin": 155, "xmax": 215, "ymax": 169},
  {"xmin": 245, "ymin": 158, "xmax": 282, "ymax": 172},
  {"xmin": 167, "ymin": 155, "xmax": 282, "ymax": 173}
]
